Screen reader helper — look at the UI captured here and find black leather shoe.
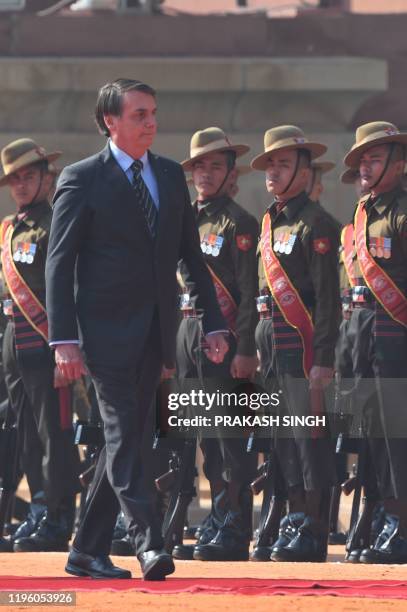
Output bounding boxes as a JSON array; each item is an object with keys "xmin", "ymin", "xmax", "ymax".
[
  {"xmin": 344, "ymin": 548, "xmax": 362, "ymax": 563},
  {"xmin": 360, "ymin": 514, "xmax": 407, "ymax": 564},
  {"xmin": 193, "ymin": 511, "xmax": 250, "ymax": 561},
  {"xmin": 270, "ymin": 512, "xmax": 305, "ymax": 558},
  {"xmin": 250, "ymin": 545, "xmax": 273, "ymax": 561},
  {"xmin": 110, "ymin": 534, "xmax": 135, "ymax": 556},
  {"xmin": 271, "ymin": 517, "xmax": 327, "ymax": 562},
  {"xmin": 11, "ymin": 501, "xmax": 47, "ymax": 543},
  {"xmin": 138, "ymin": 549, "xmax": 175, "ymax": 581},
  {"xmin": 66, "ymin": 549, "xmax": 132, "ymax": 579},
  {"xmin": 172, "ymin": 544, "xmax": 195, "ymax": 560},
  {"xmin": 13, "ymin": 514, "xmax": 69, "ymax": 552}
]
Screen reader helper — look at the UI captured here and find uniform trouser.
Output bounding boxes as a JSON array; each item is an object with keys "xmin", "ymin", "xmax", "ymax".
[
  {"xmin": 176, "ymin": 316, "xmax": 257, "ymax": 487},
  {"xmin": 73, "ymin": 320, "xmax": 165, "ymax": 557},
  {"xmin": 255, "ymin": 318, "xmax": 336, "ymax": 492},
  {"xmin": 340, "ymin": 306, "xmax": 407, "ymax": 500},
  {"xmin": 2, "ymin": 321, "xmax": 80, "ymax": 511}
]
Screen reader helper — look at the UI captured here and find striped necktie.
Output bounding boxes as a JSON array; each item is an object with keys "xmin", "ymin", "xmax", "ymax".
[{"xmin": 131, "ymin": 159, "xmax": 158, "ymax": 238}]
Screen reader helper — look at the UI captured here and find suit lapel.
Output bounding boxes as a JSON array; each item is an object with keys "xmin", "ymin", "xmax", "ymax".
[{"xmin": 99, "ymin": 144, "xmax": 152, "ymax": 242}]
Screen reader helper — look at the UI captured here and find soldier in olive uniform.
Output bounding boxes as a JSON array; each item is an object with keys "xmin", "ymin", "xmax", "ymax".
[
  {"xmin": 340, "ymin": 122, "xmax": 407, "ymax": 564},
  {"xmin": 0, "ymin": 139, "xmax": 80, "ymax": 552},
  {"xmin": 252, "ymin": 126, "xmax": 340, "ymax": 562},
  {"xmin": 176, "ymin": 127, "xmax": 259, "ymax": 561}
]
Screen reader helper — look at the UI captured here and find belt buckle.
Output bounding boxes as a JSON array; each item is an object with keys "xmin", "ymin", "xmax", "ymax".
[
  {"xmin": 2, "ymin": 299, "xmax": 13, "ymax": 317},
  {"xmin": 352, "ymin": 285, "xmax": 370, "ymax": 304}
]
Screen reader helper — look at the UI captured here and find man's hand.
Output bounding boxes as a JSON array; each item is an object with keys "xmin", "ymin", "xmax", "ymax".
[
  {"xmin": 230, "ymin": 354, "xmax": 258, "ymax": 380},
  {"xmin": 55, "ymin": 344, "xmax": 87, "ymax": 382},
  {"xmin": 53, "ymin": 366, "xmax": 70, "ymax": 389},
  {"xmin": 309, "ymin": 365, "xmax": 334, "ymax": 390},
  {"xmin": 204, "ymin": 333, "xmax": 229, "ymax": 364},
  {"xmin": 161, "ymin": 365, "xmax": 176, "ymax": 380}
]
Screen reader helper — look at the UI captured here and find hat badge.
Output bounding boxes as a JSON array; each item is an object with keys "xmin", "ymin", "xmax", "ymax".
[
  {"xmin": 293, "ymin": 137, "xmax": 305, "ymax": 144},
  {"xmin": 385, "ymin": 128, "xmax": 398, "ymax": 136}
]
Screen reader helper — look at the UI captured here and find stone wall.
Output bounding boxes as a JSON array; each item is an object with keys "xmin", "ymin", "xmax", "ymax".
[{"xmin": 0, "ymin": 56, "xmax": 387, "ymax": 222}]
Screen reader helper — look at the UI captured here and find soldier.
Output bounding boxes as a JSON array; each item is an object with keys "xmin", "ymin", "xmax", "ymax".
[
  {"xmin": 176, "ymin": 127, "xmax": 259, "ymax": 561},
  {"xmin": 252, "ymin": 125, "xmax": 341, "ymax": 562},
  {"xmin": 0, "ymin": 139, "xmax": 80, "ymax": 552},
  {"xmin": 341, "ymin": 122, "xmax": 407, "ymax": 564}
]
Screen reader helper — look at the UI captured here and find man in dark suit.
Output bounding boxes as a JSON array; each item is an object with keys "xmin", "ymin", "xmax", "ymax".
[{"xmin": 45, "ymin": 79, "xmax": 228, "ymax": 580}]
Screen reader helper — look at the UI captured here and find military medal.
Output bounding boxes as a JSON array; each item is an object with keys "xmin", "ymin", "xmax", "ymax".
[
  {"xmin": 369, "ymin": 237, "xmax": 377, "ymax": 257},
  {"xmin": 201, "ymin": 233, "xmax": 208, "ymax": 253},
  {"xmin": 376, "ymin": 237, "xmax": 384, "ymax": 259},
  {"xmin": 273, "ymin": 233, "xmax": 281, "ymax": 252},
  {"xmin": 279, "ymin": 232, "xmax": 289, "ymax": 254},
  {"xmin": 212, "ymin": 235, "xmax": 224, "ymax": 257},
  {"xmin": 285, "ymin": 234, "xmax": 297, "ymax": 255},
  {"xmin": 383, "ymin": 237, "xmax": 391, "ymax": 259},
  {"xmin": 26, "ymin": 243, "xmax": 37, "ymax": 265},
  {"xmin": 13, "ymin": 242, "xmax": 23, "ymax": 262}
]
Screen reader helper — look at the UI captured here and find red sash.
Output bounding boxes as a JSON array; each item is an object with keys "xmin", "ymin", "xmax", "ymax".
[
  {"xmin": 354, "ymin": 200, "xmax": 407, "ymax": 327},
  {"xmin": 341, "ymin": 223, "xmax": 357, "ymax": 288},
  {"xmin": 1, "ymin": 221, "xmax": 49, "ymax": 342},
  {"xmin": 207, "ymin": 264, "xmax": 238, "ymax": 332},
  {"xmin": 1, "ymin": 219, "xmax": 72, "ymax": 429},
  {"xmin": 260, "ymin": 212, "xmax": 314, "ymax": 378}
]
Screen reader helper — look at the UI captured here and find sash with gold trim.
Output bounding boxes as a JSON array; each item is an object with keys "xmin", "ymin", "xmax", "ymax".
[
  {"xmin": 341, "ymin": 223, "xmax": 357, "ymax": 288},
  {"xmin": 260, "ymin": 212, "xmax": 314, "ymax": 378},
  {"xmin": 354, "ymin": 201, "xmax": 407, "ymax": 327},
  {"xmin": 1, "ymin": 221, "xmax": 48, "ymax": 349},
  {"xmin": 206, "ymin": 264, "xmax": 238, "ymax": 333},
  {"xmin": 1, "ymin": 220, "xmax": 72, "ymax": 429}
]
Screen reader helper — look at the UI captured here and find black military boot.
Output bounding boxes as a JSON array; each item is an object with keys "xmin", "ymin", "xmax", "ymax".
[
  {"xmin": 269, "ymin": 512, "xmax": 305, "ymax": 560},
  {"xmin": 271, "ymin": 516, "xmax": 328, "ymax": 562},
  {"xmin": 110, "ymin": 533, "xmax": 135, "ymax": 556},
  {"xmin": 13, "ymin": 499, "xmax": 75, "ymax": 553},
  {"xmin": 173, "ymin": 488, "xmax": 229, "ymax": 560},
  {"xmin": 360, "ymin": 514, "xmax": 407, "ymax": 564},
  {"xmin": 11, "ymin": 498, "xmax": 47, "ymax": 544},
  {"xmin": 193, "ymin": 510, "xmax": 250, "ymax": 561}
]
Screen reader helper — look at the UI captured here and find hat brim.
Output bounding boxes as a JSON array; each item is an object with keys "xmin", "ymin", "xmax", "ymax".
[
  {"xmin": 312, "ymin": 161, "xmax": 335, "ymax": 175},
  {"xmin": 0, "ymin": 151, "xmax": 61, "ymax": 187},
  {"xmin": 344, "ymin": 134, "xmax": 407, "ymax": 167},
  {"xmin": 181, "ymin": 144, "xmax": 250, "ymax": 171},
  {"xmin": 340, "ymin": 168, "xmax": 359, "ymax": 185},
  {"xmin": 250, "ymin": 142, "xmax": 327, "ymax": 171}
]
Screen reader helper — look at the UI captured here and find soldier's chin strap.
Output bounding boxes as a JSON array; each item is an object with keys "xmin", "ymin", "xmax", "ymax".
[
  {"xmin": 369, "ymin": 143, "xmax": 396, "ymax": 192},
  {"xmin": 307, "ymin": 168, "xmax": 317, "ymax": 197},
  {"xmin": 200, "ymin": 153, "xmax": 236, "ymax": 205},
  {"xmin": 276, "ymin": 149, "xmax": 302, "ymax": 199}
]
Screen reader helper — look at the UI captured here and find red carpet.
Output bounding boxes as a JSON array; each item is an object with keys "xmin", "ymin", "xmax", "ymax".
[{"xmin": 0, "ymin": 577, "xmax": 406, "ymax": 598}]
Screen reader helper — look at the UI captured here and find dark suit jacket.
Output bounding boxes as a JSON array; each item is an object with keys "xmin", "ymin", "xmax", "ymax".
[{"xmin": 45, "ymin": 144, "xmax": 225, "ymax": 368}]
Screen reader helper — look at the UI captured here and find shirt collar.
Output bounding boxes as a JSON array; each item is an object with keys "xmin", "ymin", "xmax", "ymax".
[
  {"xmin": 109, "ymin": 139, "xmax": 149, "ymax": 173},
  {"xmin": 15, "ymin": 200, "xmax": 50, "ymax": 228},
  {"xmin": 194, "ymin": 195, "xmax": 230, "ymax": 218},
  {"xmin": 367, "ymin": 185, "xmax": 404, "ymax": 216},
  {"xmin": 269, "ymin": 191, "xmax": 308, "ymax": 221}
]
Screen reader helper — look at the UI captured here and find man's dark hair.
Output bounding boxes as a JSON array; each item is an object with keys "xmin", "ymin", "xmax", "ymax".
[{"xmin": 95, "ymin": 78, "xmax": 156, "ymax": 137}]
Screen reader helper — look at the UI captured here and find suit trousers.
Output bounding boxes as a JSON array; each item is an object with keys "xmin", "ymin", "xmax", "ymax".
[
  {"xmin": 73, "ymin": 317, "xmax": 165, "ymax": 557},
  {"xmin": 2, "ymin": 321, "xmax": 80, "ymax": 509}
]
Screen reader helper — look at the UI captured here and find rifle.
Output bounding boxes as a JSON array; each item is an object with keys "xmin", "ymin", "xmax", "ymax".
[
  {"xmin": 0, "ymin": 402, "xmax": 19, "ymax": 551},
  {"xmin": 155, "ymin": 342, "xmax": 214, "ymax": 554}
]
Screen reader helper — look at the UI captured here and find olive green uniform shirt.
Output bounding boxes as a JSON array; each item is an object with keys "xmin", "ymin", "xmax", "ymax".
[
  {"xmin": 179, "ymin": 194, "xmax": 259, "ymax": 356},
  {"xmin": 258, "ymin": 191, "xmax": 341, "ymax": 368},
  {"xmin": 342, "ymin": 186, "xmax": 407, "ymax": 291},
  {"xmin": 0, "ymin": 200, "xmax": 51, "ymax": 306}
]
